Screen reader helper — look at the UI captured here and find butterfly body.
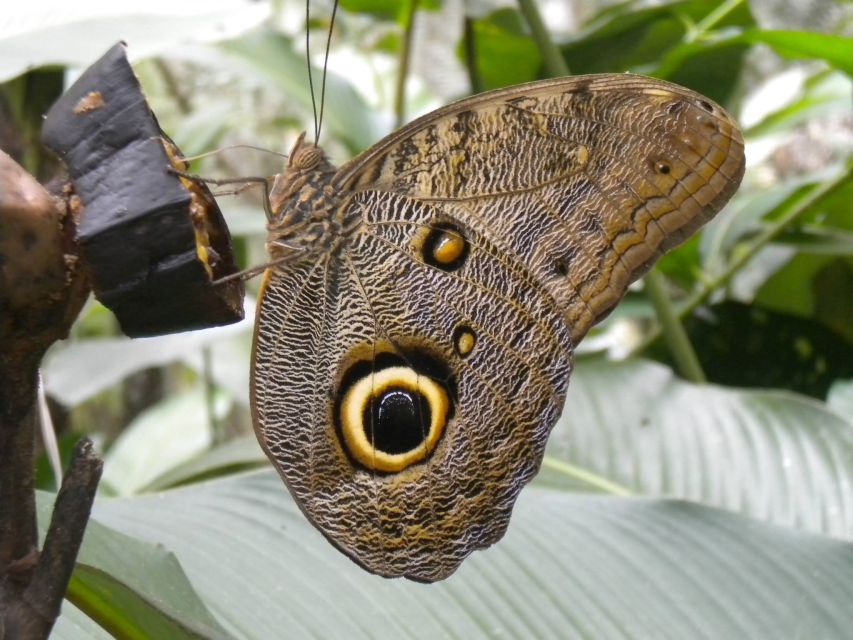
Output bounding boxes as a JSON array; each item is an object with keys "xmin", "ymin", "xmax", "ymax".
[
  {"xmin": 251, "ymin": 74, "xmax": 744, "ymax": 582},
  {"xmin": 264, "ymin": 141, "xmax": 343, "ymax": 259}
]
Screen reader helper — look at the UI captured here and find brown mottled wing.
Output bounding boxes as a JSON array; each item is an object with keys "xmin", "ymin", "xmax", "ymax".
[
  {"xmin": 336, "ymin": 74, "xmax": 745, "ymax": 341},
  {"xmin": 252, "ymin": 74, "xmax": 744, "ymax": 582},
  {"xmin": 252, "ymin": 192, "xmax": 572, "ymax": 581}
]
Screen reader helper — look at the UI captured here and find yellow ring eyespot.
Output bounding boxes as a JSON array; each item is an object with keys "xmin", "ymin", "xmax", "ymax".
[{"xmin": 339, "ymin": 366, "xmax": 450, "ymax": 473}]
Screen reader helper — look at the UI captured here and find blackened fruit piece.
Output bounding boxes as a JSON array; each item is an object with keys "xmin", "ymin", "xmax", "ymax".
[{"xmin": 41, "ymin": 42, "xmax": 244, "ymax": 337}]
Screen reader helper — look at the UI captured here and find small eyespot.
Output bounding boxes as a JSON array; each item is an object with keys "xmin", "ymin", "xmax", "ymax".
[
  {"xmin": 656, "ymin": 162, "xmax": 671, "ymax": 175},
  {"xmin": 452, "ymin": 325, "xmax": 476, "ymax": 358},
  {"xmin": 554, "ymin": 259, "xmax": 569, "ymax": 277},
  {"xmin": 421, "ymin": 224, "xmax": 469, "ymax": 271}
]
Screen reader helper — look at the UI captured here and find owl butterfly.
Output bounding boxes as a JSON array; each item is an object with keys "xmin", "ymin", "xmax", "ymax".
[{"xmin": 250, "ymin": 74, "xmax": 745, "ymax": 582}]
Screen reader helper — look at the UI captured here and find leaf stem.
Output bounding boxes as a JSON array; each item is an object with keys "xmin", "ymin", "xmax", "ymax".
[
  {"xmin": 394, "ymin": 0, "xmax": 419, "ymax": 129},
  {"xmin": 690, "ymin": 0, "xmax": 744, "ymax": 41},
  {"xmin": 541, "ymin": 457, "xmax": 634, "ymax": 496},
  {"xmin": 683, "ymin": 166, "xmax": 852, "ymax": 318},
  {"xmin": 462, "ymin": 16, "xmax": 482, "ymax": 94},
  {"xmin": 644, "ymin": 269, "xmax": 707, "ymax": 383},
  {"xmin": 633, "ymin": 165, "xmax": 853, "ymax": 355},
  {"xmin": 202, "ymin": 346, "xmax": 222, "ymax": 444},
  {"xmin": 516, "ymin": 0, "xmax": 570, "ymax": 76}
]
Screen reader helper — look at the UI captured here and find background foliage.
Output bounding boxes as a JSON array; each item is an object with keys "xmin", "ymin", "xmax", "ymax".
[{"xmin": 2, "ymin": 0, "xmax": 853, "ymax": 637}]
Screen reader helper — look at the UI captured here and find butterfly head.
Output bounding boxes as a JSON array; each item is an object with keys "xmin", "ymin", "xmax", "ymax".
[
  {"xmin": 287, "ymin": 131, "xmax": 326, "ymax": 171},
  {"xmin": 264, "ymin": 134, "xmax": 342, "ymax": 262}
]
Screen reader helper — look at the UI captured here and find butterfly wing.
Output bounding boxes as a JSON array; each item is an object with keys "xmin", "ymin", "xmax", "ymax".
[
  {"xmin": 252, "ymin": 74, "xmax": 744, "ymax": 582},
  {"xmin": 336, "ymin": 74, "xmax": 745, "ymax": 341},
  {"xmin": 252, "ymin": 191, "xmax": 572, "ymax": 581}
]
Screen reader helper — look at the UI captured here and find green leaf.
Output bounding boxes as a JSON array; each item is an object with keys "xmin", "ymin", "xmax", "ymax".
[
  {"xmin": 650, "ymin": 37, "xmax": 749, "ymax": 103},
  {"xmin": 339, "ymin": 0, "xmax": 439, "ymax": 20},
  {"xmin": 545, "ymin": 358, "xmax": 853, "ymax": 538},
  {"xmin": 100, "ymin": 389, "xmax": 232, "ymax": 497},
  {"xmin": 560, "ymin": 0, "xmax": 753, "ymax": 76},
  {"xmin": 339, "ymin": 0, "xmax": 402, "ymax": 18},
  {"xmin": 38, "ymin": 497, "xmax": 233, "ymax": 639},
  {"xmin": 52, "ymin": 602, "xmax": 112, "ymax": 639},
  {"xmin": 143, "ymin": 435, "xmax": 267, "ymax": 491},
  {"xmin": 43, "ymin": 317, "xmax": 252, "ymax": 407},
  {"xmin": 798, "ymin": 174, "xmax": 853, "ymax": 230},
  {"xmin": 698, "ymin": 168, "xmax": 850, "ymax": 296},
  {"xmin": 466, "ymin": 9, "xmax": 542, "ymax": 90},
  {"xmin": 744, "ymin": 29, "xmax": 853, "ymax": 76},
  {"xmin": 656, "ymin": 29, "xmax": 853, "ymax": 93},
  {"xmin": 652, "ymin": 234, "xmax": 702, "ymax": 290},
  {"xmin": 743, "ymin": 70, "xmax": 852, "ymax": 138},
  {"xmin": 55, "ymin": 470, "xmax": 853, "ymax": 638},
  {"xmin": 774, "ymin": 225, "xmax": 853, "ymax": 255},
  {"xmin": 755, "ymin": 255, "xmax": 853, "ymax": 344}
]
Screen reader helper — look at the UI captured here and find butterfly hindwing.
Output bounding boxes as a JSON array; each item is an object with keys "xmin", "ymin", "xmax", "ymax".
[{"xmin": 253, "ymin": 189, "xmax": 572, "ymax": 581}]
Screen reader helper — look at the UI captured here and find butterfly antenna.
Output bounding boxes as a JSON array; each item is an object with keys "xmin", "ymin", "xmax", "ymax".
[
  {"xmin": 178, "ymin": 144, "xmax": 289, "ymax": 164},
  {"xmin": 306, "ymin": 1, "xmax": 320, "ymax": 144},
  {"xmin": 316, "ymin": 0, "xmax": 340, "ymax": 145}
]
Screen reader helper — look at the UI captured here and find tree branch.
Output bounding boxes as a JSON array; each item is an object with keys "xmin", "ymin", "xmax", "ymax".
[
  {"xmin": 13, "ymin": 439, "xmax": 103, "ymax": 638},
  {"xmin": 0, "ymin": 149, "xmax": 94, "ymax": 638}
]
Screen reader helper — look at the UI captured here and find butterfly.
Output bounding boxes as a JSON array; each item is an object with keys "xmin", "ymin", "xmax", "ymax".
[{"xmin": 249, "ymin": 73, "xmax": 745, "ymax": 582}]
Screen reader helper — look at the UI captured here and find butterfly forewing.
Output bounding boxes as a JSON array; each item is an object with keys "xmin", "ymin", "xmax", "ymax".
[
  {"xmin": 337, "ymin": 74, "xmax": 745, "ymax": 340},
  {"xmin": 252, "ymin": 74, "xmax": 745, "ymax": 581}
]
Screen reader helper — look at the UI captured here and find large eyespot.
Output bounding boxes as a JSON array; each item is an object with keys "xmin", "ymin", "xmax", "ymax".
[
  {"xmin": 416, "ymin": 223, "xmax": 469, "ymax": 271},
  {"xmin": 336, "ymin": 351, "xmax": 454, "ymax": 474}
]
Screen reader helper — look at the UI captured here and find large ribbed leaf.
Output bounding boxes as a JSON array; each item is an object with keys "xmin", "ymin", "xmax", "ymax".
[
  {"xmin": 544, "ymin": 358, "xmax": 853, "ymax": 538},
  {"xmin": 52, "ymin": 470, "xmax": 853, "ymax": 639},
  {"xmin": 93, "ymin": 357, "xmax": 853, "ymax": 546},
  {"xmin": 37, "ymin": 498, "xmax": 232, "ymax": 639}
]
